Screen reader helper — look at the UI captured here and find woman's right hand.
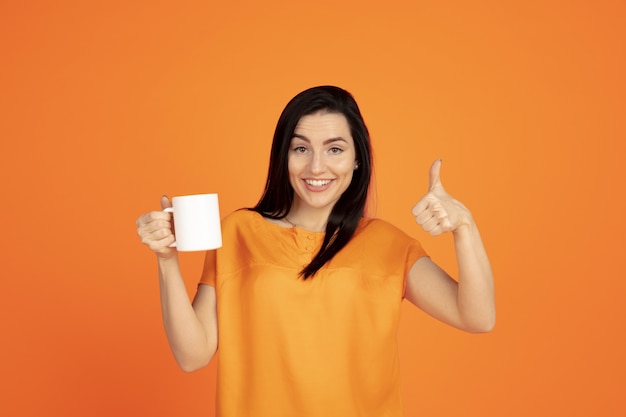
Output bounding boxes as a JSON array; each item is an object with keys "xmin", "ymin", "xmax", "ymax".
[{"xmin": 136, "ymin": 195, "xmax": 177, "ymax": 259}]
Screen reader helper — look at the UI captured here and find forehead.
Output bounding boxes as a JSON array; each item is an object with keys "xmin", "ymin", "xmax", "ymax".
[{"xmin": 293, "ymin": 112, "xmax": 352, "ymax": 141}]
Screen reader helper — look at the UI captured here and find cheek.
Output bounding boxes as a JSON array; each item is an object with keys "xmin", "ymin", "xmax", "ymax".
[
  {"xmin": 287, "ymin": 156, "xmax": 296, "ymax": 172},
  {"xmin": 337, "ymin": 160, "xmax": 356, "ymax": 176},
  {"xmin": 287, "ymin": 159, "xmax": 300, "ymax": 184}
]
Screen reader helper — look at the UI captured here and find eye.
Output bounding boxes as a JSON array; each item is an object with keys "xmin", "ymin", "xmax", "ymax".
[
  {"xmin": 329, "ymin": 147, "xmax": 343, "ymax": 154},
  {"xmin": 293, "ymin": 146, "xmax": 307, "ymax": 154}
]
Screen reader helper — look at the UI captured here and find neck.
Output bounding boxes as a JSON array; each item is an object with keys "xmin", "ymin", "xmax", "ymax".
[{"xmin": 286, "ymin": 205, "xmax": 330, "ymax": 232}]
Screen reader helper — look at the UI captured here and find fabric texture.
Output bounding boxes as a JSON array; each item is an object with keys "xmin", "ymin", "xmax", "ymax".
[{"xmin": 200, "ymin": 209, "xmax": 427, "ymax": 417}]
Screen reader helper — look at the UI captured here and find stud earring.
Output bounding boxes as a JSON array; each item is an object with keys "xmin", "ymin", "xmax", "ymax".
[{"xmin": 354, "ymin": 161, "xmax": 359, "ymax": 170}]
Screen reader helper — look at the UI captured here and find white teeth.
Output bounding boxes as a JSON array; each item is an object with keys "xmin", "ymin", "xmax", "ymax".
[{"xmin": 306, "ymin": 179, "xmax": 331, "ymax": 187}]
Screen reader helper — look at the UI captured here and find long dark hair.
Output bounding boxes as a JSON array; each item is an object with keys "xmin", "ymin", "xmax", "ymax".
[{"xmin": 251, "ymin": 85, "xmax": 372, "ymax": 278}]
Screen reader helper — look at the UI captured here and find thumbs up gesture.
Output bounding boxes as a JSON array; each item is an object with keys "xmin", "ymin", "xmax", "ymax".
[{"xmin": 411, "ymin": 159, "xmax": 472, "ymax": 236}]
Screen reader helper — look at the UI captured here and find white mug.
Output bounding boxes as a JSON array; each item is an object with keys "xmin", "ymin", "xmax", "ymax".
[{"xmin": 164, "ymin": 193, "xmax": 222, "ymax": 251}]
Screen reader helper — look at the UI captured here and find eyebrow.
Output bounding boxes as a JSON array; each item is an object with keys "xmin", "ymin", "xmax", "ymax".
[{"xmin": 291, "ymin": 134, "xmax": 348, "ymax": 145}]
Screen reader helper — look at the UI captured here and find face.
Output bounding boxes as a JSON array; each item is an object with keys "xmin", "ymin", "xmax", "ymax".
[{"xmin": 288, "ymin": 111, "xmax": 357, "ymax": 217}]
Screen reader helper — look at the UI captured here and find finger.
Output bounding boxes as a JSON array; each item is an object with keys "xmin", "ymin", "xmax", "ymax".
[
  {"xmin": 138, "ymin": 218, "xmax": 173, "ymax": 236},
  {"xmin": 412, "ymin": 195, "xmax": 435, "ymax": 216},
  {"xmin": 160, "ymin": 195, "xmax": 172, "ymax": 210},
  {"xmin": 440, "ymin": 217, "xmax": 453, "ymax": 231},
  {"xmin": 141, "ymin": 226, "xmax": 173, "ymax": 243},
  {"xmin": 421, "ymin": 214, "xmax": 442, "ymax": 232},
  {"xmin": 427, "ymin": 224, "xmax": 445, "ymax": 237},
  {"xmin": 137, "ymin": 211, "xmax": 171, "ymax": 227},
  {"xmin": 139, "ymin": 220, "xmax": 174, "ymax": 241},
  {"xmin": 430, "ymin": 215, "xmax": 455, "ymax": 235},
  {"xmin": 415, "ymin": 209, "xmax": 435, "ymax": 225},
  {"xmin": 428, "ymin": 159, "xmax": 443, "ymax": 192},
  {"xmin": 146, "ymin": 234, "xmax": 176, "ymax": 253},
  {"xmin": 425, "ymin": 215, "xmax": 454, "ymax": 236}
]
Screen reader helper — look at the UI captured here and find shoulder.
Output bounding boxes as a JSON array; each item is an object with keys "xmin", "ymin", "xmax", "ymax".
[
  {"xmin": 221, "ymin": 208, "xmax": 264, "ymax": 229},
  {"xmin": 354, "ymin": 217, "xmax": 427, "ymax": 258},
  {"xmin": 357, "ymin": 217, "xmax": 415, "ymax": 242},
  {"xmin": 217, "ymin": 209, "xmax": 257, "ymax": 239},
  {"xmin": 221, "ymin": 209, "xmax": 286, "ymax": 241}
]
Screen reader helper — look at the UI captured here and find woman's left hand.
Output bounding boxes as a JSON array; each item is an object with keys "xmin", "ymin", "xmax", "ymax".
[{"xmin": 411, "ymin": 159, "xmax": 472, "ymax": 236}]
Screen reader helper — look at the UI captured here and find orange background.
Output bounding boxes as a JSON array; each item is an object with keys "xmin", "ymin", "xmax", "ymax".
[{"xmin": 1, "ymin": 1, "xmax": 625, "ymax": 416}]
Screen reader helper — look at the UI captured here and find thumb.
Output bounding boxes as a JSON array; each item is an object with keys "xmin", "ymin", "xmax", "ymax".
[
  {"xmin": 160, "ymin": 195, "xmax": 172, "ymax": 210},
  {"xmin": 428, "ymin": 159, "xmax": 443, "ymax": 191}
]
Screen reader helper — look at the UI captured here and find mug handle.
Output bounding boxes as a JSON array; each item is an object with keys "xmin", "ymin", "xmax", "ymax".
[{"xmin": 163, "ymin": 207, "xmax": 177, "ymax": 248}]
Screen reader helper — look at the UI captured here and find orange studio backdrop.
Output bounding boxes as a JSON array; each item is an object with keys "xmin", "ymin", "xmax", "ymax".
[{"xmin": 1, "ymin": 1, "xmax": 625, "ymax": 416}]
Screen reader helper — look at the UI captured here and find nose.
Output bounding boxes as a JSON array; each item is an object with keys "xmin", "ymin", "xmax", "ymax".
[{"xmin": 309, "ymin": 152, "xmax": 326, "ymax": 174}]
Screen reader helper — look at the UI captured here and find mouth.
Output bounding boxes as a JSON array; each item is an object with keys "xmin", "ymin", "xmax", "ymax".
[{"xmin": 305, "ymin": 179, "xmax": 332, "ymax": 187}]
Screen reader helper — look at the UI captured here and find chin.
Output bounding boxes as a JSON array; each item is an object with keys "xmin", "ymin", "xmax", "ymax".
[{"xmin": 296, "ymin": 196, "xmax": 339, "ymax": 212}]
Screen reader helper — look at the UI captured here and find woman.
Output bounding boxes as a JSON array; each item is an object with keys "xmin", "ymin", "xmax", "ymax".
[{"xmin": 136, "ymin": 86, "xmax": 495, "ymax": 417}]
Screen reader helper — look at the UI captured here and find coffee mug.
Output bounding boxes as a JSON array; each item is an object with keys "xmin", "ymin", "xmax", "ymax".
[{"xmin": 163, "ymin": 193, "xmax": 222, "ymax": 251}]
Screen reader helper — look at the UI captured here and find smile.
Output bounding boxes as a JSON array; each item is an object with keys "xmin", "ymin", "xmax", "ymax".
[{"xmin": 305, "ymin": 179, "xmax": 332, "ymax": 187}]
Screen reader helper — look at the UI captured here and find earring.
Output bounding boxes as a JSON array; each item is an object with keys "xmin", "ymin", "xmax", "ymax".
[{"xmin": 354, "ymin": 161, "xmax": 359, "ymax": 170}]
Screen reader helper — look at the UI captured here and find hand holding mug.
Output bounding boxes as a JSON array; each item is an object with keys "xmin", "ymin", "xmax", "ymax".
[
  {"xmin": 136, "ymin": 196, "xmax": 177, "ymax": 259},
  {"xmin": 136, "ymin": 193, "xmax": 222, "ymax": 257},
  {"xmin": 163, "ymin": 194, "xmax": 222, "ymax": 251}
]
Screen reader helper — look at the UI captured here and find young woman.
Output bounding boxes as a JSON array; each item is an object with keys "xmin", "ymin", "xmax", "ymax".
[{"xmin": 136, "ymin": 86, "xmax": 495, "ymax": 417}]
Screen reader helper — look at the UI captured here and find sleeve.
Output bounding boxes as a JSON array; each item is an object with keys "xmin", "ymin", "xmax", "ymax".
[
  {"xmin": 198, "ymin": 209, "xmax": 243, "ymax": 287},
  {"xmin": 406, "ymin": 238, "xmax": 428, "ymax": 270},
  {"xmin": 402, "ymin": 237, "xmax": 429, "ymax": 297},
  {"xmin": 199, "ymin": 244, "xmax": 217, "ymax": 287}
]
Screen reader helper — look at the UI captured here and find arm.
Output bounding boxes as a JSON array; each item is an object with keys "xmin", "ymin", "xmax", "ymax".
[
  {"xmin": 137, "ymin": 196, "xmax": 218, "ymax": 371},
  {"xmin": 158, "ymin": 258, "xmax": 218, "ymax": 371},
  {"xmin": 405, "ymin": 160, "xmax": 495, "ymax": 333}
]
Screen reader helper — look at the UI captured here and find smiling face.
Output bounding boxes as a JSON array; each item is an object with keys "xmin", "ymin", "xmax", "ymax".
[{"xmin": 287, "ymin": 111, "xmax": 357, "ymax": 221}]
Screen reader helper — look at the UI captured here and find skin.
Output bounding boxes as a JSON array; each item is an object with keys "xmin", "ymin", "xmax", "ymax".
[
  {"xmin": 135, "ymin": 113, "xmax": 495, "ymax": 372},
  {"xmin": 285, "ymin": 111, "xmax": 358, "ymax": 231},
  {"xmin": 135, "ymin": 196, "xmax": 217, "ymax": 372},
  {"xmin": 406, "ymin": 159, "xmax": 495, "ymax": 333}
]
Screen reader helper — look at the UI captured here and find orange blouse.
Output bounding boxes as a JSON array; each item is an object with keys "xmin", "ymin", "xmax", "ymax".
[{"xmin": 200, "ymin": 209, "xmax": 427, "ymax": 417}]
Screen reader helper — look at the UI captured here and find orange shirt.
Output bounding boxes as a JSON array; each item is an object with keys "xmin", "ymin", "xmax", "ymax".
[{"xmin": 200, "ymin": 210, "xmax": 427, "ymax": 417}]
